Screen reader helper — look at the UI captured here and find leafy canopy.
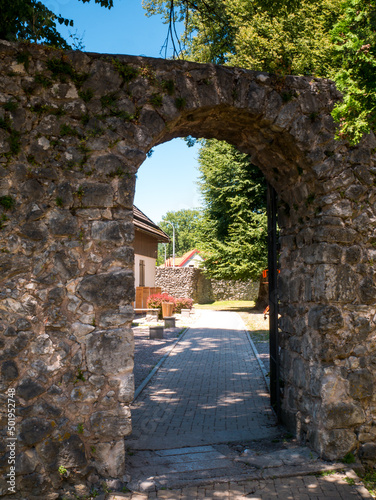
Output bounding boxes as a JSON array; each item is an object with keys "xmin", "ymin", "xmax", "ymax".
[
  {"xmin": 157, "ymin": 209, "xmax": 203, "ymax": 265},
  {"xmin": 144, "ymin": 0, "xmax": 376, "ymax": 143},
  {"xmin": 0, "ymin": 0, "xmax": 113, "ymax": 49},
  {"xmin": 331, "ymin": 0, "xmax": 376, "ymax": 144}
]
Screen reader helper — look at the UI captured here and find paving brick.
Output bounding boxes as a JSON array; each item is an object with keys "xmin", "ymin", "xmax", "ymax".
[
  {"xmin": 126, "ymin": 311, "xmax": 373, "ymax": 500},
  {"xmin": 130, "ymin": 311, "xmax": 278, "ymax": 450}
]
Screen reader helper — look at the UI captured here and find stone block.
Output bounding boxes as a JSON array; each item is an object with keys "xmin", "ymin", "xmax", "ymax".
[
  {"xmin": 85, "ymin": 329, "xmax": 133, "ymax": 375},
  {"xmin": 313, "ymin": 226, "xmax": 357, "ymax": 244},
  {"xmin": 94, "ymin": 154, "xmax": 124, "ymax": 176},
  {"xmin": 116, "ymin": 175, "xmax": 136, "ymax": 208},
  {"xmin": 345, "ymin": 245, "xmax": 362, "ymax": 264},
  {"xmin": 19, "ymin": 418, "xmax": 53, "ymax": 445},
  {"xmin": 58, "ymin": 435, "xmax": 87, "ymax": 468},
  {"xmin": 91, "ymin": 221, "xmax": 123, "ymax": 242},
  {"xmin": 1, "ymin": 360, "xmax": 19, "ymax": 380},
  {"xmin": 308, "ymin": 305, "xmax": 343, "ymax": 332},
  {"xmin": 54, "ymin": 251, "xmax": 79, "ymax": 279},
  {"xmin": 15, "ymin": 449, "xmax": 37, "ymax": 475},
  {"xmin": 149, "ymin": 325, "xmax": 164, "ymax": 339},
  {"xmin": 320, "ymin": 371, "xmax": 348, "ymax": 404},
  {"xmin": 348, "ymin": 370, "xmax": 374, "ymax": 399},
  {"xmin": 48, "ymin": 209, "xmax": 78, "ymax": 236},
  {"xmin": 80, "ymin": 182, "xmax": 114, "ymax": 207},
  {"xmin": 313, "ymin": 264, "xmax": 359, "ymax": 302},
  {"xmin": 77, "ymin": 270, "xmax": 134, "ymax": 306},
  {"xmin": 17, "ymin": 378, "xmax": 45, "ymax": 400},
  {"xmin": 322, "ymin": 402, "xmax": 365, "ymax": 429},
  {"xmin": 359, "ymin": 277, "xmax": 376, "ymax": 304},
  {"xmin": 164, "ymin": 317, "xmax": 176, "ymax": 328},
  {"xmin": 360, "ymin": 443, "xmax": 376, "ymax": 461},
  {"xmin": 117, "ymin": 373, "xmax": 134, "ymax": 403},
  {"xmin": 301, "ymin": 243, "xmax": 342, "ymax": 264},
  {"xmin": 320, "ymin": 429, "xmax": 357, "ymax": 461},
  {"xmin": 292, "ymin": 357, "xmax": 306, "ymax": 389},
  {"xmin": 94, "ymin": 440, "xmax": 125, "ymax": 477},
  {"xmin": 98, "ymin": 309, "xmax": 133, "ymax": 328},
  {"xmin": 89, "ymin": 408, "xmax": 131, "ymax": 437},
  {"xmin": 19, "ymin": 221, "xmax": 48, "ymax": 241}
]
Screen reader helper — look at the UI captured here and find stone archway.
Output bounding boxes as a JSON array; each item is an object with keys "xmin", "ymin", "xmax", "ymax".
[{"xmin": 1, "ymin": 40, "xmax": 376, "ymax": 497}]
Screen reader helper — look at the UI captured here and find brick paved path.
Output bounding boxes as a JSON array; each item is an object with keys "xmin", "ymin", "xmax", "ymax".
[
  {"xmin": 123, "ymin": 310, "xmax": 372, "ymax": 499},
  {"xmin": 110, "ymin": 471, "xmax": 372, "ymax": 499},
  {"xmin": 128, "ymin": 310, "xmax": 278, "ymax": 450}
]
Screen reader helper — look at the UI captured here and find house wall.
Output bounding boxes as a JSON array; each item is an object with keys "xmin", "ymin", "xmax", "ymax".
[
  {"xmin": 133, "ymin": 230, "xmax": 158, "ymax": 259},
  {"xmin": 181, "ymin": 254, "xmax": 204, "ymax": 268},
  {"xmin": 134, "ymin": 254, "xmax": 156, "ymax": 287}
]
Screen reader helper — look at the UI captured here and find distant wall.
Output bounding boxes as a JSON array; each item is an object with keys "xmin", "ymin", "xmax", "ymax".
[
  {"xmin": 211, "ymin": 279, "xmax": 259, "ymax": 301},
  {"xmin": 155, "ymin": 267, "xmax": 258, "ymax": 303}
]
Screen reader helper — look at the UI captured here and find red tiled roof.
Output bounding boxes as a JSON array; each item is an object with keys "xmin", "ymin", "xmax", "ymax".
[
  {"xmin": 161, "ymin": 249, "xmax": 202, "ymax": 267},
  {"xmin": 133, "ymin": 206, "xmax": 170, "ymax": 243}
]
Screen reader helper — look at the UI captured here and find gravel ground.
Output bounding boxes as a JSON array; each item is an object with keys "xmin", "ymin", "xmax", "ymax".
[{"xmin": 132, "ymin": 311, "xmax": 201, "ymax": 390}]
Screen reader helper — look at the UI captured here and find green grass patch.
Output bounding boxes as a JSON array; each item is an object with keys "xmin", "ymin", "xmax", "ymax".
[
  {"xmin": 342, "ymin": 452, "xmax": 356, "ymax": 464},
  {"xmin": 194, "ymin": 300, "xmax": 256, "ymax": 312},
  {"xmin": 316, "ymin": 470, "xmax": 338, "ymax": 477},
  {"xmin": 358, "ymin": 468, "xmax": 376, "ymax": 496}
]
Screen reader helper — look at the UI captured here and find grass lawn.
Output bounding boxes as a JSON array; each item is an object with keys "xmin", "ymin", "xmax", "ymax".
[
  {"xmin": 194, "ymin": 300, "xmax": 257, "ymax": 312},
  {"xmin": 194, "ymin": 300, "xmax": 269, "ymax": 339}
]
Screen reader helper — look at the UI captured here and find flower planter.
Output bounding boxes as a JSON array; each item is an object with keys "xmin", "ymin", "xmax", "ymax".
[
  {"xmin": 162, "ymin": 302, "xmax": 174, "ymax": 319},
  {"xmin": 149, "ymin": 325, "xmax": 164, "ymax": 339}
]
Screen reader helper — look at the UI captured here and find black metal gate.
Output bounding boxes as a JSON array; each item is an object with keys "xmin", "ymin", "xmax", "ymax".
[{"xmin": 267, "ymin": 182, "xmax": 281, "ymax": 420}]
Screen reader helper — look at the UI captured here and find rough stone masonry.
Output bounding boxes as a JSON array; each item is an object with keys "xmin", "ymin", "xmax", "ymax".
[{"xmin": 0, "ymin": 39, "xmax": 376, "ymax": 498}]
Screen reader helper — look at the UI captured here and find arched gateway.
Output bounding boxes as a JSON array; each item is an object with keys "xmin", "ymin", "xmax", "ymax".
[{"xmin": 1, "ymin": 40, "xmax": 376, "ymax": 497}]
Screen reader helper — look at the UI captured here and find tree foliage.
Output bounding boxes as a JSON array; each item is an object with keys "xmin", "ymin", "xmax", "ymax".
[
  {"xmin": 197, "ymin": 140, "xmax": 267, "ymax": 281},
  {"xmin": 144, "ymin": 0, "xmax": 376, "ymax": 143},
  {"xmin": 0, "ymin": 0, "xmax": 113, "ymax": 49},
  {"xmin": 157, "ymin": 208, "xmax": 203, "ymax": 264},
  {"xmin": 331, "ymin": 0, "xmax": 376, "ymax": 144}
]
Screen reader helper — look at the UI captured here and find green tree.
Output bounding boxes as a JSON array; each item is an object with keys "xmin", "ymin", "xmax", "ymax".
[
  {"xmin": 145, "ymin": 0, "xmax": 376, "ymax": 143},
  {"xmin": 331, "ymin": 0, "xmax": 376, "ymax": 144},
  {"xmin": 0, "ymin": 0, "xmax": 113, "ymax": 49},
  {"xmin": 157, "ymin": 208, "xmax": 203, "ymax": 265},
  {"xmin": 198, "ymin": 140, "xmax": 268, "ymax": 281}
]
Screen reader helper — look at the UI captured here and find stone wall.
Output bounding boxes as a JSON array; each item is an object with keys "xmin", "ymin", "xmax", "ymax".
[
  {"xmin": 1, "ymin": 38, "xmax": 376, "ymax": 498},
  {"xmin": 155, "ymin": 267, "xmax": 259, "ymax": 303},
  {"xmin": 155, "ymin": 268, "xmax": 212, "ymax": 303},
  {"xmin": 211, "ymin": 279, "xmax": 259, "ymax": 301}
]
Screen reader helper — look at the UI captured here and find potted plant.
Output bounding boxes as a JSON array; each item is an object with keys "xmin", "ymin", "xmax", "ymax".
[{"xmin": 147, "ymin": 293, "xmax": 176, "ymax": 319}]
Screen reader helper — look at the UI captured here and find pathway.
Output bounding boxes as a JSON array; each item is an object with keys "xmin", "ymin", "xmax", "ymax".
[
  {"xmin": 128, "ymin": 310, "xmax": 278, "ymax": 450},
  {"xmin": 122, "ymin": 310, "xmax": 372, "ymax": 499}
]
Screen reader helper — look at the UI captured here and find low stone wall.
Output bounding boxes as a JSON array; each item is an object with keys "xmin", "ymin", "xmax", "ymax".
[
  {"xmin": 155, "ymin": 268, "xmax": 213, "ymax": 303},
  {"xmin": 155, "ymin": 268, "xmax": 258, "ymax": 303},
  {"xmin": 211, "ymin": 279, "xmax": 259, "ymax": 301}
]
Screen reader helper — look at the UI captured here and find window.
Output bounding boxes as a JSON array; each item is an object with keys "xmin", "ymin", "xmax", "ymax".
[{"xmin": 139, "ymin": 259, "xmax": 145, "ymax": 287}]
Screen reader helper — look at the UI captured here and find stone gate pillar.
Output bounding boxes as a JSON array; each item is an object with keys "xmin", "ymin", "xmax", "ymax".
[
  {"xmin": 0, "ymin": 160, "xmax": 137, "ymax": 497},
  {"xmin": 276, "ymin": 142, "xmax": 376, "ymax": 460},
  {"xmin": 0, "ymin": 39, "xmax": 143, "ymax": 497}
]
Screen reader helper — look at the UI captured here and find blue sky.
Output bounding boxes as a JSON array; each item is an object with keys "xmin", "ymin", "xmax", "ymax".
[{"xmin": 52, "ymin": 0, "xmax": 202, "ymax": 223}]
